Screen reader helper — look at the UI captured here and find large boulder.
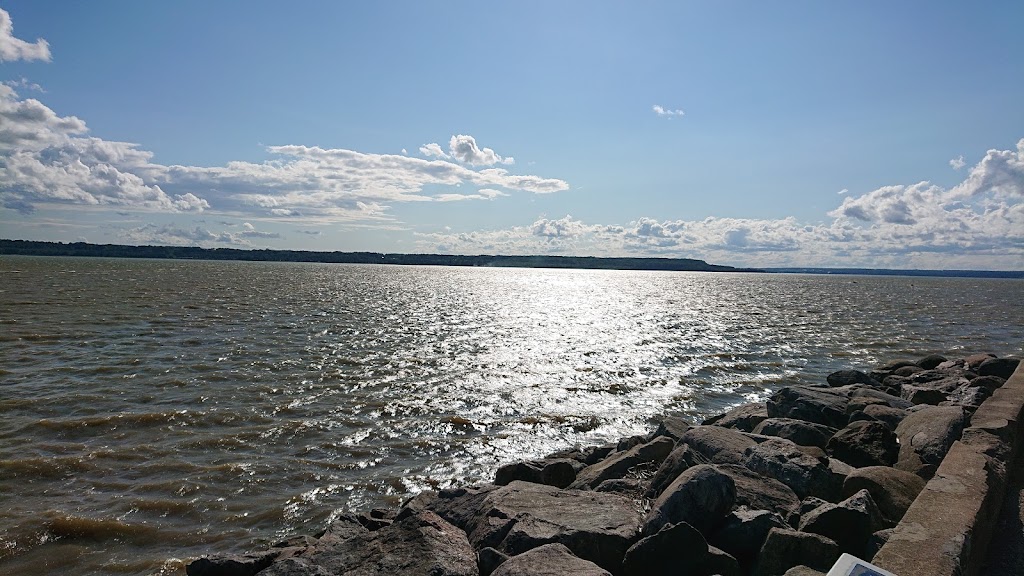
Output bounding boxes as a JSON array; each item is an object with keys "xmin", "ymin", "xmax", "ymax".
[
  {"xmin": 645, "ymin": 443, "xmax": 709, "ymax": 498},
  {"xmin": 704, "ymin": 402, "xmax": 769, "ymax": 432},
  {"xmin": 465, "ymin": 481, "xmax": 642, "ymax": 573},
  {"xmin": 849, "ymin": 404, "xmax": 908, "ymax": 430},
  {"xmin": 847, "ymin": 387, "xmax": 913, "ymax": 411},
  {"xmin": 710, "ymin": 508, "xmax": 788, "ymax": 567},
  {"xmin": 978, "ymin": 357, "xmax": 1019, "ymax": 379},
  {"xmin": 894, "ymin": 405, "xmax": 967, "ymax": 479},
  {"xmin": 570, "ymin": 436, "xmax": 674, "ymax": 489},
  {"xmin": 680, "ymin": 426, "xmax": 758, "ymax": 465},
  {"xmin": 187, "ymin": 552, "xmax": 278, "ymax": 576},
  {"xmin": 826, "ymin": 370, "xmax": 878, "ymax": 387},
  {"xmin": 651, "ymin": 415, "xmax": 692, "ymax": 442},
  {"xmin": 717, "ymin": 464, "xmax": 801, "ymax": 524},
  {"xmin": 766, "ymin": 387, "xmax": 849, "ymax": 428},
  {"xmin": 917, "ymin": 354, "xmax": 948, "ymax": 370},
  {"xmin": 621, "ymin": 521, "xmax": 709, "ymax": 576},
  {"xmin": 702, "ymin": 546, "xmax": 743, "ymax": 576},
  {"xmin": 842, "ymin": 466, "xmax": 926, "ymax": 525},
  {"xmin": 495, "ymin": 458, "xmax": 580, "ymax": 488},
  {"xmin": 825, "ymin": 420, "xmax": 899, "ymax": 467},
  {"xmin": 741, "ymin": 438, "xmax": 836, "ymax": 500},
  {"xmin": 306, "ymin": 511, "xmax": 477, "ymax": 576},
  {"xmin": 643, "ymin": 464, "xmax": 735, "ymax": 536},
  {"xmin": 491, "ymin": 543, "xmax": 611, "ymax": 576},
  {"xmin": 752, "ymin": 418, "xmax": 835, "ymax": 448},
  {"xmin": 752, "ymin": 528, "xmax": 840, "ymax": 576},
  {"xmin": 797, "ymin": 489, "xmax": 885, "ymax": 555}
]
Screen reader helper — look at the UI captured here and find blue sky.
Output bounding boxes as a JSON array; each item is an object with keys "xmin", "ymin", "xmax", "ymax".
[{"xmin": 1, "ymin": 1, "xmax": 1022, "ymax": 269}]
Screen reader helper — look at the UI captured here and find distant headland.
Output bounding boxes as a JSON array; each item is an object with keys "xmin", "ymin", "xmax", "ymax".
[{"xmin": 2, "ymin": 239, "xmax": 1022, "ymax": 278}]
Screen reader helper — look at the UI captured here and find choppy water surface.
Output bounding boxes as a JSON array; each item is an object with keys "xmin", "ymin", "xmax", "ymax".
[{"xmin": 0, "ymin": 256, "xmax": 1021, "ymax": 575}]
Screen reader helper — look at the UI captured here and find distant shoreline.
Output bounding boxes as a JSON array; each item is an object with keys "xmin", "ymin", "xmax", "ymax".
[{"xmin": 1, "ymin": 239, "xmax": 1021, "ymax": 278}]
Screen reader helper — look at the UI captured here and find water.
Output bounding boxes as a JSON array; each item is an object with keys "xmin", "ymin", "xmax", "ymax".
[{"xmin": 0, "ymin": 256, "xmax": 1020, "ymax": 575}]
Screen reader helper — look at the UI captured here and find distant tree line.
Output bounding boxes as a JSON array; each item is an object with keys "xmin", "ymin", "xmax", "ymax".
[{"xmin": 0, "ymin": 239, "xmax": 758, "ymax": 273}]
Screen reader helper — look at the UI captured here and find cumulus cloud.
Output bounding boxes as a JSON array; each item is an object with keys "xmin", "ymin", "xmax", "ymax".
[
  {"xmin": 0, "ymin": 9, "xmax": 50, "ymax": 62},
  {"xmin": 949, "ymin": 155, "xmax": 965, "ymax": 170},
  {"xmin": 653, "ymin": 104, "xmax": 685, "ymax": 118},
  {"xmin": 0, "ymin": 87, "xmax": 568, "ymax": 217},
  {"xmin": 951, "ymin": 139, "xmax": 1024, "ymax": 199},
  {"xmin": 420, "ymin": 135, "xmax": 514, "ymax": 166}
]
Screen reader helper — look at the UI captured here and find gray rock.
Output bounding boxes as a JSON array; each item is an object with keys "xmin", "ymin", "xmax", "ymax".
[
  {"xmin": 742, "ymin": 437, "xmax": 835, "ymax": 500},
  {"xmin": 717, "ymin": 464, "xmax": 801, "ymax": 524},
  {"xmin": 710, "ymin": 508, "xmax": 788, "ymax": 566},
  {"xmin": 826, "ymin": 370, "xmax": 878, "ymax": 387},
  {"xmin": 643, "ymin": 464, "xmax": 735, "ymax": 536},
  {"xmin": 258, "ymin": 558, "xmax": 332, "ymax": 576},
  {"xmin": 826, "ymin": 420, "xmax": 899, "ymax": 468},
  {"xmin": 842, "ymin": 466, "xmax": 925, "ymax": 525},
  {"xmin": 783, "ymin": 567, "xmax": 826, "ymax": 576},
  {"xmin": 701, "ymin": 545, "xmax": 743, "ymax": 576},
  {"xmin": 917, "ymin": 354, "xmax": 948, "ymax": 370},
  {"xmin": 766, "ymin": 387, "xmax": 849, "ymax": 428},
  {"xmin": 799, "ymin": 496, "xmax": 828, "ymax": 517},
  {"xmin": 797, "ymin": 489, "xmax": 885, "ymax": 555},
  {"xmin": 646, "ymin": 443, "xmax": 710, "ymax": 498},
  {"xmin": 944, "ymin": 384, "xmax": 992, "ymax": 411},
  {"xmin": 308, "ymin": 511, "xmax": 476, "ymax": 576},
  {"xmin": 704, "ymin": 402, "xmax": 769, "ymax": 432},
  {"xmin": 425, "ymin": 484, "xmax": 499, "ymax": 533},
  {"xmin": 622, "ymin": 521, "xmax": 709, "ymax": 576},
  {"xmin": 681, "ymin": 425, "xmax": 758, "ymax": 465},
  {"xmin": 478, "ymin": 547, "xmax": 509, "ymax": 576},
  {"xmin": 970, "ymin": 375, "xmax": 1007, "ymax": 391},
  {"xmin": 894, "ymin": 405, "xmax": 967, "ymax": 479},
  {"xmin": 752, "ymin": 418, "xmax": 835, "ymax": 448},
  {"xmin": 964, "ymin": 352, "xmax": 997, "ymax": 369},
  {"xmin": 187, "ymin": 552, "xmax": 278, "ymax": 576},
  {"xmin": 491, "ymin": 543, "xmax": 611, "ymax": 576},
  {"xmin": 847, "ymin": 387, "xmax": 913, "ymax": 411},
  {"xmin": 594, "ymin": 478, "xmax": 643, "ymax": 495},
  {"xmin": 469, "ymin": 481, "xmax": 642, "ymax": 572},
  {"xmin": 850, "ymin": 404, "xmax": 908, "ymax": 430},
  {"xmin": 316, "ymin": 514, "xmax": 369, "ymax": 547},
  {"xmin": 570, "ymin": 436, "xmax": 674, "ymax": 489},
  {"xmin": 900, "ymin": 384, "xmax": 948, "ymax": 405},
  {"xmin": 865, "ymin": 528, "xmax": 894, "ymax": 561},
  {"xmin": 893, "ymin": 365, "xmax": 925, "ymax": 377},
  {"xmin": 495, "ymin": 458, "xmax": 580, "ymax": 489},
  {"xmin": 652, "ymin": 415, "xmax": 692, "ymax": 442},
  {"xmin": 753, "ymin": 528, "xmax": 839, "ymax": 576},
  {"xmin": 616, "ymin": 434, "xmax": 648, "ymax": 452},
  {"xmin": 974, "ymin": 356, "xmax": 1015, "ymax": 379}
]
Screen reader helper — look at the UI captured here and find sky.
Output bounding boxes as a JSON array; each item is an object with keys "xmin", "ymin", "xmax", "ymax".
[{"xmin": 1, "ymin": 1, "xmax": 1022, "ymax": 270}]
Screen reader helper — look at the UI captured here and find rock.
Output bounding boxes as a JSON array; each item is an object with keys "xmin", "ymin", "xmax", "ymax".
[
  {"xmin": 495, "ymin": 458, "xmax": 580, "ymax": 489},
  {"xmin": 964, "ymin": 352, "xmax": 997, "ymax": 369},
  {"xmin": 917, "ymin": 354, "xmax": 948, "ymax": 370},
  {"xmin": 900, "ymin": 384, "xmax": 948, "ymax": 405},
  {"xmin": 621, "ymin": 521, "xmax": 709, "ymax": 576},
  {"xmin": 616, "ymin": 434, "xmax": 648, "ymax": 452},
  {"xmin": 425, "ymin": 484, "xmax": 499, "ymax": 533},
  {"xmin": 894, "ymin": 405, "xmax": 967, "ymax": 479},
  {"xmin": 799, "ymin": 496, "xmax": 828, "ymax": 517},
  {"xmin": 876, "ymin": 359, "xmax": 918, "ymax": 372},
  {"xmin": 570, "ymin": 436, "xmax": 674, "ymax": 489},
  {"xmin": 848, "ymin": 387, "xmax": 914, "ymax": 411},
  {"xmin": 766, "ymin": 387, "xmax": 849, "ymax": 428},
  {"xmin": 849, "ymin": 404, "xmax": 908, "ymax": 430},
  {"xmin": 893, "ymin": 365, "xmax": 925, "ymax": 377},
  {"xmin": 491, "ymin": 543, "xmax": 611, "ymax": 576},
  {"xmin": 704, "ymin": 402, "xmax": 769, "ymax": 432},
  {"xmin": 681, "ymin": 425, "xmax": 758, "ymax": 465},
  {"xmin": 478, "ymin": 547, "xmax": 509, "ymax": 576},
  {"xmin": 467, "ymin": 481, "xmax": 642, "ymax": 572},
  {"xmin": 752, "ymin": 418, "xmax": 835, "ymax": 448},
  {"xmin": 970, "ymin": 375, "xmax": 1006, "ymax": 391},
  {"xmin": 316, "ymin": 514, "xmax": 369, "ymax": 547},
  {"xmin": 742, "ymin": 437, "xmax": 835, "ymax": 500},
  {"xmin": 752, "ymin": 528, "xmax": 839, "ymax": 576},
  {"xmin": 652, "ymin": 415, "xmax": 691, "ymax": 442},
  {"xmin": 701, "ymin": 546, "xmax": 743, "ymax": 576},
  {"xmin": 842, "ymin": 466, "xmax": 925, "ymax": 525},
  {"xmin": 717, "ymin": 464, "xmax": 801, "ymax": 524},
  {"xmin": 308, "ymin": 510, "xmax": 476, "ymax": 576},
  {"xmin": 710, "ymin": 508, "xmax": 788, "ymax": 566},
  {"xmin": 186, "ymin": 552, "xmax": 278, "ymax": 576},
  {"xmin": 978, "ymin": 357, "xmax": 1019, "ymax": 379},
  {"xmin": 594, "ymin": 478, "xmax": 643, "ymax": 495},
  {"xmin": 798, "ymin": 489, "xmax": 885, "ymax": 554},
  {"xmin": 258, "ymin": 558, "xmax": 332, "ymax": 576},
  {"xmin": 944, "ymin": 384, "xmax": 992, "ymax": 411},
  {"xmin": 646, "ymin": 443, "xmax": 710, "ymax": 498},
  {"xmin": 825, "ymin": 420, "xmax": 899, "ymax": 467},
  {"xmin": 783, "ymin": 567, "xmax": 826, "ymax": 576},
  {"xmin": 826, "ymin": 370, "xmax": 878, "ymax": 387},
  {"xmin": 865, "ymin": 528, "xmax": 893, "ymax": 561},
  {"xmin": 643, "ymin": 464, "xmax": 735, "ymax": 536}
]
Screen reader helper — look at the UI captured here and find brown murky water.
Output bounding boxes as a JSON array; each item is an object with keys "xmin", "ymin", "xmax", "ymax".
[{"xmin": 1, "ymin": 256, "xmax": 1021, "ymax": 575}]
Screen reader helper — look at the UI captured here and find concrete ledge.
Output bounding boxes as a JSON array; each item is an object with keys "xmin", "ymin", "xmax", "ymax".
[{"xmin": 873, "ymin": 361, "xmax": 1024, "ymax": 576}]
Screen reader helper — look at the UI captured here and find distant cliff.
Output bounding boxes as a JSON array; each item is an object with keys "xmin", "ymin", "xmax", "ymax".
[{"xmin": 0, "ymin": 239, "xmax": 759, "ymax": 273}]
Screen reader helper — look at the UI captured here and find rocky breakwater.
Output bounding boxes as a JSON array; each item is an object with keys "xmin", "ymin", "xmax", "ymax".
[{"xmin": 186, "ymin": 352, "xmax": 1020, "ymax": 576}]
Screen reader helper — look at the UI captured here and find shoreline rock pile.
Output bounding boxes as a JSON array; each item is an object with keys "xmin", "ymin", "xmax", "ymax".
[{"xmin": 186, "ymin": 353, "xmax": 1020, "ymax": 576}]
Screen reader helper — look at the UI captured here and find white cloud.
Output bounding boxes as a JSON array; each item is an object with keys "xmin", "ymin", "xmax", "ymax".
[
  {"xmin": 838, "ymin": 188, "xmax": 848, "ymax": 195},
  {"xmin": 2, "ymin": 77, "xmax": 45, "ymax": 93},
  {"xmin": 949, "ymin": 155, "xmax": 965, "ymax": 170},
  {"xmin": 0, "ymin": 9, "xmax": 50, "ymax": 62},
  {"xmin": 0, "ymin": 88, "xmax": 569, "ymax": 217},
  {"xmin": 420, "ymin": 135, "xmax": 514, "ymax": 166},
  {"xmin": 951, "ymin": 139, "xmax": 1024, "ymax": 199},
  {"xmin": 419, "ymin": 142, "xmax": 448, "ymax": 159},
  {"xmin": 653, "ymin": 104, "xmax": 685, "ymax": 118}
]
